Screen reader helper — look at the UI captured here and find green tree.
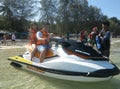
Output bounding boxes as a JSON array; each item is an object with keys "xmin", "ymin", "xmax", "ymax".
[
  {"xmin": 0, "ymin": 15, "xmax": 11, "ymax": 31},
  {"xmin": 39, "ymin": 0, "xmax": 58, "ymax": 33},
  {"xmin": 57, "ymin": 0, "xmax": 107, "ymax": 33},
  {"xmin": 0, "ymin": 0, "xmax": 37, "ymax": 32},
  {"xmin": 109, "ymin": 17, "xmax": 120, "ymax": 37}
]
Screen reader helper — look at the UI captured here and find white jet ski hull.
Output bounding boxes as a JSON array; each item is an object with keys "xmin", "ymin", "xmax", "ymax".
[
  {"xmin": 8, "ymin": 39, "xmax": 120, "ymax": 82},
  {"xmin": 8, "ymin": 55, "xmax": 116, "ymax": 82}
]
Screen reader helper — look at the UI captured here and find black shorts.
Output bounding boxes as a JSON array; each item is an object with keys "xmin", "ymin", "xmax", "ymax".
[{"xmin": 12, "ymin": 39, "xmax": 15, "ymax": 41}]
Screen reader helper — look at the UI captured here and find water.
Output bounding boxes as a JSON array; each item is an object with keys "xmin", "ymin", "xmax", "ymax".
[{"xmin": 0, "ymin": 41, "xmax": 120, "ymax": 89}]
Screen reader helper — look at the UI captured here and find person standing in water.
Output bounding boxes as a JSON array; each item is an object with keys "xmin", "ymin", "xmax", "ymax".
[
  {"xmin": 11, "ymin": 33, "xmax": 16, "ymax": 45},
  {"xmin": 98, "ymin": 21, "xmax": 111, "ymax": 58}
]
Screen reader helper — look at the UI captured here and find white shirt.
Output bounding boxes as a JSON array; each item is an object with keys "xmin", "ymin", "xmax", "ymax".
[
  {"xmin": 12, "ymin": 34, "xmax": 16, "ymax": 40},
  {"xmin": 36, "ymin": 31, "xmax": 43, "ymax": 40}
]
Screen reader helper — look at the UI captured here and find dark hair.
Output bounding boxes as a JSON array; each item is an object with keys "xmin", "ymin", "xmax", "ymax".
[
  {"xmin": 43, "ymin": 22, "xmax": 50, "ymax": 27},
  {"xmin": 44, "ymin": 22, "xmax": 50, "ymax": 25},
  {"xmin": 102, "ymin": 20, "xmax": 110, "ymax": 27},
  {"xmin": 29, "ymin": 22, "xmax": 39, "ymax": 31},
  {"xmin": 30, "ymin": 22, "xmax": 38, "ymax": 27},
  {"xmin": 41, "ymin": 22, "xmax": 50, "ymax": 28}
]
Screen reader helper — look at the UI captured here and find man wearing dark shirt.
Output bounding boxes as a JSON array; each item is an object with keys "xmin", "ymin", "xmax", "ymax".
[{"xmin": 99, "ymin": 21, "xmax": 111, "ymax": 58}]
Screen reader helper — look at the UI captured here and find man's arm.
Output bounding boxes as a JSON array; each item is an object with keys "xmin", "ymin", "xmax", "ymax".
[{"xmin": 102, "ymin": 31, "xmax": 111, "ymax": 41}]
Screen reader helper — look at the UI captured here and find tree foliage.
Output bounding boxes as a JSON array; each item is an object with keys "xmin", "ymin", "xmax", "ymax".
[
  {"xmin": 109, "ymin": 17, "xmax": 120, "ymax": 37},
  {"xmin": 39, "ymin": 0, "xmax": 107, "ymax": 34},
  {"xmin": 0, "ymin": 0, "xmax": 120, "ymax": 37},
  {"xmin": 0, "ymin": 0, "xmax": 37, "ymax": 32}
]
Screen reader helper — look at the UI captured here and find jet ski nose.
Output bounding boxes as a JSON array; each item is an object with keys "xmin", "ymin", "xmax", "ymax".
[{"xmin": 88, "ymin": 66, "xmax": 120, "ymax": 78}]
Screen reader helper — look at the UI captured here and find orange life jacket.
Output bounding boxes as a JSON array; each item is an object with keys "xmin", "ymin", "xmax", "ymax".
[
  {"xmin": 36, "ymin": 30, "xmax": 49, "ymax": 45},
  {"xmin": 29, "ymin": 29, "xmax": 37, "ymax": 44}
]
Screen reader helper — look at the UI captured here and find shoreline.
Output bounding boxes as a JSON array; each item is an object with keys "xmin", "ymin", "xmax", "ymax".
[
  {"xmin": 0, "ymin": 45, "xmax": 25, "ymax": 49},
  {"xmin": 0, "ymin": 38, "xmax": 120, "ymax": 49}
]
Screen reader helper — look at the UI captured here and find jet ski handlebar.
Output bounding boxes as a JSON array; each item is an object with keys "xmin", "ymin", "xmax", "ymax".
[{"xmin": 50, "ymin": 37, "xmax": 71, "ymax": 47}]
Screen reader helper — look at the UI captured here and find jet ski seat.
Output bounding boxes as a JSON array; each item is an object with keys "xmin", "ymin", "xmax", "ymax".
[
  {"xmin": 60, "ymin": 40, "xmax": 104, "ymax": 60},
  {"xmin": 25, "ymin": 44, "xmax": 54, "ymax": 58}
]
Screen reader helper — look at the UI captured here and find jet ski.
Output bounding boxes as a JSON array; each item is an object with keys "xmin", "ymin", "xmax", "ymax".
[{"xmin": 8, "ymin": 37, "xmax": 120, "ymax": 82}]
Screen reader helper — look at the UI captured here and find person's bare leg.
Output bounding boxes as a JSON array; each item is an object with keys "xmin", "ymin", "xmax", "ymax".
[
  {"xmin": 39, "ymin": 49, "xmax": 47, "ymax": 63},
  {"xmin": 30, "ymin": 44, "xmax": 37, "ymax": 61}
]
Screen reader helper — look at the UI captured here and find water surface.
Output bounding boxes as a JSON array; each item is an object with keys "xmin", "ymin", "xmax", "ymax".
[{"xmin": 0, "ymin": 41, "xmax": 120, "ymax": 89}]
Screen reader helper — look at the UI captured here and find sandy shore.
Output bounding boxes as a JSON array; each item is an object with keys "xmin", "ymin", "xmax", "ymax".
[
  {"xmin": 0, "ymin": 45, "xmax": 25, "ymax": 49},
  {"xmin": 0, "ymin": 39, "xmax": 28, "ymax": 49},
  {"xmin": 0, "ymin": 38, "xmax": 120, "ymax": 49},
  {"xmin": 111, "ymin": 39, "xmax": 120, "ymax": 44}
]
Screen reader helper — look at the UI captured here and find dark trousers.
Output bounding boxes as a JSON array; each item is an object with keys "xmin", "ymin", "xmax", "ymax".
[{"xmin": 101, "ymin": 50, "xmax": 110, "ymax": 58}]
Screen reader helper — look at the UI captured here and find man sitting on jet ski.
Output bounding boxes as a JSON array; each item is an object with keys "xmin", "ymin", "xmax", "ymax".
[{"xmin": 36, "ymin": 23, "xmax": 51, "ymax": 63}]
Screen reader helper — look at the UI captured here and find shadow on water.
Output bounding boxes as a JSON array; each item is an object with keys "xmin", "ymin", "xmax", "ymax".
[
  {"xmin": 11, "ymin": 67, "xmax": 120, "ymax": 89},
  {"xmin": 39, "ymin": 76, "xmax": 120, "ymax": 89}
]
